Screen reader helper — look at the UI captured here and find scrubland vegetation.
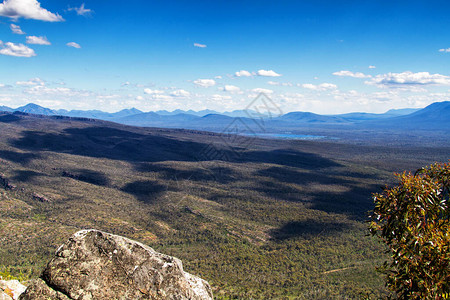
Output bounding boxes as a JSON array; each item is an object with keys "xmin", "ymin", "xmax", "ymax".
[{"xmin": 0, "ymin": 113, "xmax": 448, "ymax": 298}]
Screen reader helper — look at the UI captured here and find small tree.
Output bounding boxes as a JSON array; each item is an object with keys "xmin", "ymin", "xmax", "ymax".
[{"xmin": 369, "ymin": 162, "xmax": 449, "ymax": 299}]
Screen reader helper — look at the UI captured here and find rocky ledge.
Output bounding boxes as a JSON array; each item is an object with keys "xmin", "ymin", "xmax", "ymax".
[{"xmin": 19, "ymin": 229, "xmax": 213, "ymax": 299}]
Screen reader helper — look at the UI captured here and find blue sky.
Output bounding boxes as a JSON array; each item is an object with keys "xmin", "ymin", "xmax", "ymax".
[{"xmin": 1, "ymin": 0, "xmax": 450, "ymax": 113}]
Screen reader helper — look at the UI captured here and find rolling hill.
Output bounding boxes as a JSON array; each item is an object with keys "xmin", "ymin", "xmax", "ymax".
[
  {"xmin": 367, "ymin": 101, "xmax": 450, "ymax": 129},
  {"xmin": 0, "ymin": 111, "xmax": 448, "ymax": 298}
]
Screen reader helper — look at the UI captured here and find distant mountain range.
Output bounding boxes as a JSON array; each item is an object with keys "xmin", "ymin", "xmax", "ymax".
[
  {"xmin": 0, "ymin": 104, "xmax": 272, "ymax": 120},
  {"xmin": 1, "ymin": 101, "xmax": 449, "ymax": 131}
]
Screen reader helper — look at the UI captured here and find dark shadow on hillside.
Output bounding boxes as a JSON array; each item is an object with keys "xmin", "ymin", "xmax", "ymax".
[
  {"xmin": 121, "ymin": 180, "xmax": 166, "ymax": 203},
  {"xmin": 12, "ymin": 170, "xmax": 43, "ymax": 182},
  {"xmin": 136, "ymin": 163, "xmax": 237, "ymax": 184},
  {"xmin": 256, "ymin": 167, "xmax": 353, "ymax": 185},
  {"xmin": 241, "ymin": 149, "xmax": 341, "ymax": 169},
  {"xmin": 307, "ymin": 184, "xmax": 380, "ymax": 221},
  {"xmin": 61, "ymin": 169, "xmax": 110, "ymax": 187},
  {"xmin": 255, "ymin": 177, "xmax": 379, "ymax": 221},
  {"xmin": 0, "ymin": 150, "xmax": 40, "ymax": 164},
  {"xmin": 255, "ymin": 180, "xmax": 305, "ymax": 202},
  {"xmin": 270, "ymin": 219, "xmax": 351, "ymax": 241},
  {"xmin": 11, "ymin": 127, "xmax": 340, "ymax": 170},
  {"xmin": 12, "ymin": 128, "xmax": 203, "ymax": 162},
  {"xmin": 0, "ymin": 114, "xmax": 21, "ymax": 123}
]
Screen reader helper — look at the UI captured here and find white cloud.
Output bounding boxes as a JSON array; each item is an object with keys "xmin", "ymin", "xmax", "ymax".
[
  {"xmin": 235, "ymin": 70, "xmax": 252, "ymax": 77},
  {"xmin": 220, "ymin": 85, "xmax": 241, "ymax": 93},
  {"xmin": 144, "ymin": 88, "xmax": 164, "ymax": 95},
  {"xmin": 24, "ymin": 85, "xmax": 72, "ymax": 95},
  {"xmin": 0, "ymin": 0, "xmax": 64, "ymax": 21},
  {"xmin": 67, "ymin": 3, "xmax": 92, "ymax": 16},
  {"xmin": 251, "ymin": 88, "xmax": 273, "ymax": 94},
  {"xmin": 439, "ymin": 48, "xmax": 450, "ymax": 53},
  {"xmin": 194, "ymin": 43, "xmax": 206, "ymax": 48},
  {"xmin": 194, "ymin": 78, "xmax": 216, "ymax": 87},
  {"xmin": 267, "ymin": 81, "xmax": 292, "ymax": 86},
  {"xmin": 211, "ymin": 94, "xmax": 232, "ymax": 101},
  {"xmin": 301, "ymin": 83, "xmax": 337, "ymax": 91},
  {"xmin": 214, "ymin": 75, "xmax": 222, "ymax": 79},
  {"xmin": 0, "ymin": 40, "xmax": 35, "ymax": 57},
  {"xmin": 152, "ymin": 94, "xmax": 173, "ymax": 101},
  {"xmin": 16, "ymin": 77, "xmax": 44, "ymax": 86},
  {"xmin": 66, "ymin": 42, "xmax": 81, "ymax": 49},
  {"xmin": 96, "ymin": 94, "xmax": 121, "ymax": 100},
  {"xmin": 135, "ymin": 95, "xmax": 144, "ymax": 101},
  {"xmin": 367, "ymin": 71, "xmax": 450, "ymax": 87},
  {"xmin": 333, "ymin": 70, "xmax": 371, "ymax": 78},
  {"xmin": 256, "ymin": 69, "xmax": 281, "ymax": 77},
  {"xmin": 26, "ymin": 35, "xmax": 50, "ymax": 45},
  {"xmin": 369, "ymin": 65, "xmax": 376, "ymax": 69},
  {"xmin": 280, "ymin": 93, "xmax": 304, "ymax": 104},
  {"xmin": 10, "ymin": 23, "xmax": 24, "ymax": 34},
  {"xmin": 170, "ymin": 89, "xmax": 190, "ymax": 97}
]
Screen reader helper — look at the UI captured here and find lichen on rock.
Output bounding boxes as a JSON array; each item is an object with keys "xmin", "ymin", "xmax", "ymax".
[
  {"xmin": 19, "ymin": 229, "xmax": 213, "ymax": 299},
  {"xmin": 0, "ymin": 280, "xmax": 27, "ymax": 300}
]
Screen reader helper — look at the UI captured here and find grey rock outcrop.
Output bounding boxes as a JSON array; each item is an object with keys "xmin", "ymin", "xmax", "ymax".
[
  {"xmin": 19, "ymin": 229, "xmax": 213, "ymax": 299},
  {"xmin": 0, "ymin": 174, "xmax": 15, "ymax": 190}
]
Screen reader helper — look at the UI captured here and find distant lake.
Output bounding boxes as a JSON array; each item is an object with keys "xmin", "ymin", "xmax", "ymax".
[{"xmin": 239, "ymin": 132, "xmax": 328, "ymax": 140}]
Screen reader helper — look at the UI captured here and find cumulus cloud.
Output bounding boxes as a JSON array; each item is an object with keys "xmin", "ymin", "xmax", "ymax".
[
  {"xmin": 67, "ymin": 3, "xmax": 92, "ymax": 16},
  {"xmin": 251, "ymin": 88, "xmax": 273, "ymax": 94},
  {"xmin": 0, "ymin": 40, "xmax": 35, "ymax": 57},
  {"xmin": 439, "ymin": 48, "xmax": 450, "ymax": 53},
  {"xmin": 0, "ymin": 0, "xmax": 64, "ymax": 21},
  {"xmin": 301, "ymin": 83, "xmax": 337, "ymax": 91},
  {"xmin": 333, "ymin": 70, "xmax": 371, "ymax": 78},
  {"xmin": 194, "ymin": 78, "xmax": 216, "ymax": 87},
  {"xmin": 26, "ymin": 35, "xmax": 50, "ymax": 45},
  {"xmin": 369, "ymin": 65, "xmax": 376, "ymax": 69},
  {"xmin": 152, "ymin": 94, "xmax": 173, "ymax": 101},
  {"xmin": 235, "ymin": 70, "xmax": 252, "ymax": 77},
  {"xmin": 220, "ymin": 85, "xmax": 241, "ymax": 93},
  {"xmin": 144, "ymin": 88, "xmax": 164, "ymax": 95},
  {"xmin": 367, "ymin": 71, "xmax": 450, "ymax": 87},
  {"xmin": 16, "ymin": 77, "xmax": 44, "ymax": 86},
  {"xmin": 256, "ymin": 69, "xmax": 281, "ymax": 77},
  {"xmin": 194, "ymin": 43, "xmax": 206, "ymax": 48},
  {"xmin": 170, "ymin": 89, "xmax": 190, "ymax": 97},
  {"xmin": 267, "ymin": 81, "xmax": 292, "ymax": 86},
  {"xmin": 10, "ymin": 23, "xmax": 24, "ymax": 34},
  {"xmin": 280, "ymin": 93, "xmax": 305, "ymax": 105},
  {"xmin": 211, "ymin": 94, "xmax": 232, "ymax": 101},
  {"xmin": 24, "ymin": 85, "xmax": 72, "ymax": 95},
  {"xmin": 19, "ymin": 85, "xmax": 95, "ymax": 101},
  {"xmin": 66, "ymin": 42, "xmax": 81, "ymax": 48}
]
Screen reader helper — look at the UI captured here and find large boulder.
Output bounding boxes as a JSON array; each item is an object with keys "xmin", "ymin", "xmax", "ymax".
[{"xmin": 19, "ymin": 229, "xmax": 213, "ymax": 299}]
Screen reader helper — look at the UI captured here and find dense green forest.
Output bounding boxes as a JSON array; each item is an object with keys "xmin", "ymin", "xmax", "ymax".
[{"xmin": 0, "ymin": 113, "xmax": 448, "ymax": 298}]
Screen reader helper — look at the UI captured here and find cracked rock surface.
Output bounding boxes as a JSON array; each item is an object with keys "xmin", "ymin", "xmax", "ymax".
[{"xmin": 19, "ymin": 229, "xmax": 213, "ymax": 299}]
